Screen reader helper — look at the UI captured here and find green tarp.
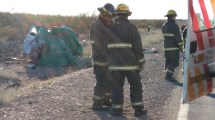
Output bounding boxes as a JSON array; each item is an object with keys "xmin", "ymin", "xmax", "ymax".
[{"xmin": 34, "ymin": 25, "xmax": 83, "ymax": 67}]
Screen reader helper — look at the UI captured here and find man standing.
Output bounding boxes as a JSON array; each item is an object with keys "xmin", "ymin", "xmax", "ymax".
[
  {"xmin": 181, "ymin": 24, "xmax": 187, "ymax": 48},
  {"xmin": 162, "ymin": 10, "xmax": 183, "ymax": 80},
  {"xmin": 90, "ymin": 3, "xmax": 115, "ymax": 110},
  {"xmin": 147, "ymin": 24, "xmax": 151, "ymax": 32},
  {"xmin": 106, "ymin": 3, "xmax": 146, "ymax": 116}
]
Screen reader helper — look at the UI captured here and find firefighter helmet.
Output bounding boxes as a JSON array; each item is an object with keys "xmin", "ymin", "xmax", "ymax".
[
  {"xmin": 97, "ymin": 3, "xmax": 115, "ymax": 16},
  {"xmin": 114, "ymin": 3, "xmax": 132, "ymax": 16},
  {"xmin": 165, "ymin": 10, "xmax": 177, "ymax": 17}
]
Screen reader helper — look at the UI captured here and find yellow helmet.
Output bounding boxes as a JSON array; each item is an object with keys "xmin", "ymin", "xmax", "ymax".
[
  {"xmin": 165, "ymin": 10, "xmax": 177, "ymax": 17},
  {"xmin": 114, "ymin": 3, "xmax": 132, "ymax": 16}
]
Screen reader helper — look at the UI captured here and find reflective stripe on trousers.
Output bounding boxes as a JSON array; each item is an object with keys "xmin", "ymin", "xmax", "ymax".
[
  {"xmin": 93, "ymin": 95, "xmax": 104, "ymax": 100},
  {"xmin": 138, "ymin": 58, "xmax": 145, "ymax": 63},
  {"xmin": 112, "ymin": 104, "xmax": 123, "ymax": 109},
  {"xmin": 166, "ymin": 69, "xmax": 173, "ymax": 73},
  {"xmin": 132, "ymin": 101, "xmax": 144, "ymax": 106}
]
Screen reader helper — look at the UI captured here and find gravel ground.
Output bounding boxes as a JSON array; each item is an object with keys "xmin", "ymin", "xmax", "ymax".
[{"xmin": 0, "ymin": 42, "xmax": 181, "ymax": 120}]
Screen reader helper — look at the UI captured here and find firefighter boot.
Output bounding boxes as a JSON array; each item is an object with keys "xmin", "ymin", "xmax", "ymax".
[
  {"xmin": 134, "ymin": 109, "xmax": 147, "ymax": 116},
  {"xmin": 103, "ymin": 93, "xmax": 111, "ymax": 107},
  {"xmin": 165, "ymin": 70, "xmax": 174, "ymax": 81},
  {"xmin": 111, "ymin": 109, "xmax": 123, "ymax": 116},
  {"xmin": 103, "ymin": 98, "xmax": 111, "ymax": 107},
  {"xmin": 133, "ymin": 104, "xmax": 147, "ymax": 116},
  {"xmin": 92, "ymin": 102, "xmax": 109, "ymax": 111}
]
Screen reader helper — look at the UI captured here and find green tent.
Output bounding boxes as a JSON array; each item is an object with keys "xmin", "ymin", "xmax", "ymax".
[{"xmin": 34, "ymin": 25, "xmax": 84, "ymax": 67}]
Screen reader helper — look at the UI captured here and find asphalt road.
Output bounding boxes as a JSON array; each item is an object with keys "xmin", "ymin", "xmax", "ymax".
[
  {"xmin": 176, "ymin": 79, "xmax": 215, "ymax": 120},
  {"xmin": 163, "ymin": 70, "xmax": 215, "ymax": 120},
  {"xmin": 187, "ymin": 90, "xmax": 215, "ymax": 120}
]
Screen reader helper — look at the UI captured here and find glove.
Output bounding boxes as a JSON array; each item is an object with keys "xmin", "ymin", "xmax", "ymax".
[
  {"xmin": 138, "ymin": 63, "xmax": 144, "ymax": 71},
  {"xmin": 179, "ymin": 46, "xmax": 184, "ymax": 53}
]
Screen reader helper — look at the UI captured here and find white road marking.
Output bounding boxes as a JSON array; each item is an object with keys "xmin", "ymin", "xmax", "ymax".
[
  {"xmin": 177, "ymin": 78, "xmax": 215, "ymax": 120},
  {"xmin": 177, "ymin": 98, "xmax": 189, "ymax": 120}
]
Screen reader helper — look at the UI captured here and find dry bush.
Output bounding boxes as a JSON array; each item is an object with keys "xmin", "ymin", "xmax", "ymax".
[
  {"xmin": 82, "ymin": 41, "xmax": 92, "ymax": 57},
  {"xmin": 0, "ymin": 69, "xmax": 21, "ymax": 105},
  {"xmin": 0, "ymin": 37, "xmax": 22, "ymax": 61},
  {"xmin": 0, "ymin": 88, "xmax": 18, "ymax": 104},
  {"xmin": 79, "ymin": 12, "xmax": 97, "ymax": 33},
  {"xmin": 0, "ymin": 78, "xmax": 54, "ymax": 106},
  {"xmin": 0, "ymin": 12, "xmax": 28, "ymax": 40},
  {"xmin": 0, "ymin": 68, "xmax": 55, "ymax": 105},
  {"xmin": 139, "ymin": 29, "xmax": 163, "ymax": 48},
  {"xmin": 0, "ymin": 12, "xmax": 97, "ymax": 40},
  {"xmin": 0, "ymin": 69, "xmax": 20, "ymax": 81},
  {"xmin": 131, "ymin": 19, "xmax": 166, "ymax": 29}
]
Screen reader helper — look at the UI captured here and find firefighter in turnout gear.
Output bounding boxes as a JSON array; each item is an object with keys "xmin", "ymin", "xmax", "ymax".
[
  {"xmin": 181, "ymin": 24, "xmax": 187, "ymax": 48},
  {"xmin": 181, "ymin": 24, "xmax": 187, "ymax": 74},
  {"xmin": 90, "ymin": 3, "xmax": 115, "ymax": 110},
  {"xmin": 162, "ymin": 10, "xmax": 183, "ymax": 80},
  {"xmin": 106, "ymin": 3, "xmax": 147, "ymax": 116}
]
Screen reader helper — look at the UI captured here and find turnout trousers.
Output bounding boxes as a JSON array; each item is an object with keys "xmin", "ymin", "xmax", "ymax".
[
  {"xmin": 164, "ymin": 50, "xmax": 179, "ymax": 79},
  {"xmin": 110, "ymin": 71, "xmax": 144, "ymax": 113},
  {"xmin": 93, "ymin": 66, "xmax": 111, "ymax": 104}
]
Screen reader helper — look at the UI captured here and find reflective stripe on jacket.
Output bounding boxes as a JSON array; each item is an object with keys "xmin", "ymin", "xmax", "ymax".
[
  {"xmin": 162, "ymin": 19, "xmax": 183, "ymax": 51},
  {"xmin": 163, "ymin": 33, "xmax": 174, "ymax": 37},
  {"xmin": 106, "ymin": 17, "xmax": 145, "ymax": 71},
  {"xmin": 109, "ymin": 65, "xmax": 139, "ymax": 71},
  {"xmin": 107, "ymin": 43, "xmax": 132, "ymax": 49}
]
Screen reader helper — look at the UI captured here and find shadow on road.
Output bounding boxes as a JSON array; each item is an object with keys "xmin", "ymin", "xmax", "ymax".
[
  {"xmin": 93, "ymin": 111, "xmax": 111, "ymax": 120},
  {"xmin": 207, "ymin": 93, "xmax": 215, "ymax": 98},
  {"xmin": 24, "ymin": 66, "xmax": 74, "ymax": 80},
  {"xmin": 93, "ymin": 110, "xmax": 150, "ymax": 120},
  {"xmin": 168, "ymin": 80, "xmax": 183, "ymax": 87}
]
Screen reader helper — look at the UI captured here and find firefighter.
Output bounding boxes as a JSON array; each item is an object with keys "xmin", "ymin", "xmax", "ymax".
[
  {"xmin": 162, "ymin": 10, "xmax": 183, "ymax": 80},
  {"xmin": 181, "ymin": 24, "xmax": 187, "ymax": 74},
  {"xmin": 147, "ymin": 24, "xmax": 151, "ymax": 32},
  {"xmin": 181, "ymin": 24, "xmax": 187, "ymax": 48},
  {"xmin": 90, "ymin": 3, "xmax": 115, "ymax": 110},
  {"xmin": 106, "ymin": 3, "xmax": 147, "ymax": 116}
]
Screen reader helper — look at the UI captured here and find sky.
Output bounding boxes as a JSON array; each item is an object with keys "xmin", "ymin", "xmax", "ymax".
[{"xmin": 0, "ymin": 0, "xmax": 189, "ymax": 19}]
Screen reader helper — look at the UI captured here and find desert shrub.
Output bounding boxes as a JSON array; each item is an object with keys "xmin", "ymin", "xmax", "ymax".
[{"xmin": 79, "ymin": 12, "xmax": 97, "ymax": 33}]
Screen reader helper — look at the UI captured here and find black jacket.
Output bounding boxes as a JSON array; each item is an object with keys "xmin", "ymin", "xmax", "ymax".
[
  {"xmin": 90, "ymin": 17, "xmax": 109, "ymax": 66},
  {"xmin": 106, "ymin": 17, "xmax": 145, "ymax": 71},
  {"xmin": 162, "ymin": 19, "xmax": 183, "ymax": 51}
]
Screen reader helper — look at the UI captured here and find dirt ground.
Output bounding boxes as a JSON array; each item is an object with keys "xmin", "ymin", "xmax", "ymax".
[{"xmin": 0, "ymin": 42, "xmax": 183, "ymax": 120}]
